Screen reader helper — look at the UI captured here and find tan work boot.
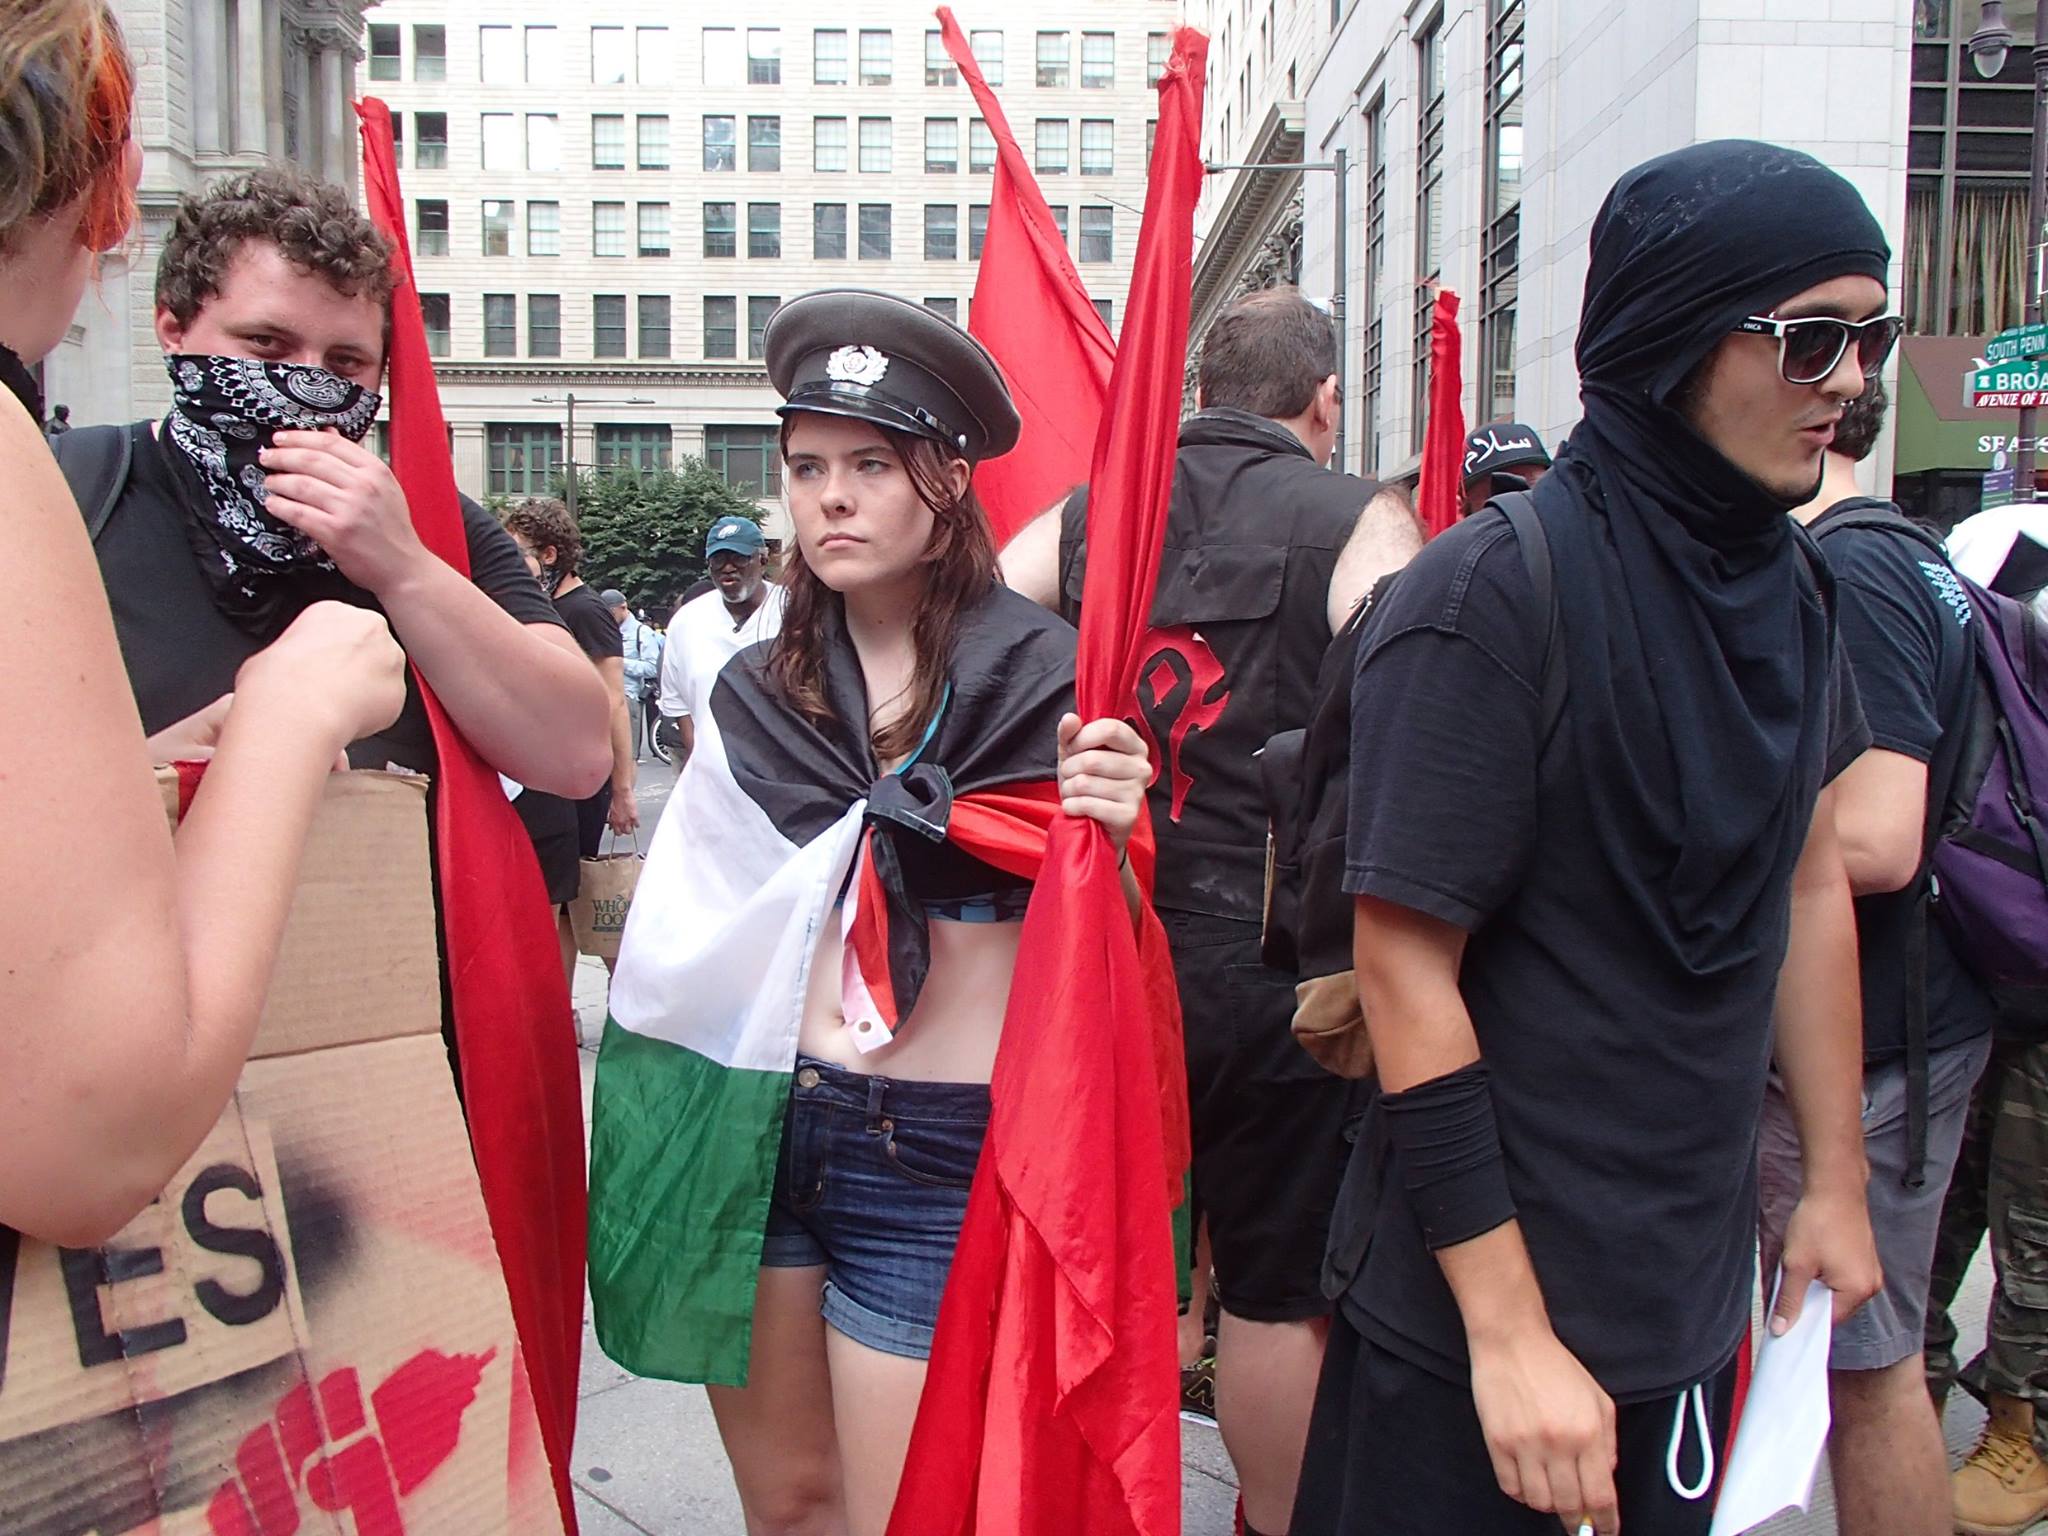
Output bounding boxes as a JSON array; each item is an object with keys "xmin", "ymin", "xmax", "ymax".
[{"xmin": 1954, "ymin": 1393, "xmax": 2048, "ymax": 1536}]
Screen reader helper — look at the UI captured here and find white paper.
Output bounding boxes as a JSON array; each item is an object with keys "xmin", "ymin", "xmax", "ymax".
[{"xmin": 1707, "ymin": 1274, "xmax": 1833, "ymax": 1536}]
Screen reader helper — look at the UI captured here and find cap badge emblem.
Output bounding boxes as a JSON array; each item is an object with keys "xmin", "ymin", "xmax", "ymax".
[{"xmin": 826, "ymin": 345, "xmax": 890, "ymax": 388}]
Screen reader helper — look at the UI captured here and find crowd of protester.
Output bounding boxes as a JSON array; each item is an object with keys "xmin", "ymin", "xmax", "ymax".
[{"xmin": 7, "ymin": 3, "xmax": 2048, "ymax": 1536}]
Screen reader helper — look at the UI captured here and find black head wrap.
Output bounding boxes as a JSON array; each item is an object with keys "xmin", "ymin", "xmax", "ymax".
[{"xmin": 1532, "ymin": 140, "xmax": 1888, "ymax": 978}]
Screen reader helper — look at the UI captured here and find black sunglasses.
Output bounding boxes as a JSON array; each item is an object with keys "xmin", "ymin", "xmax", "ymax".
[{"xmin": 1731, "ymin": 312, "xmax": 1904, "ymax": 386}]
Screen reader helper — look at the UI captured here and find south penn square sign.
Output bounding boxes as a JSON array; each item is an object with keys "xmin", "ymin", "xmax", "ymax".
[{"xmin": 1969, "ymin": 324, "xmax": 2048, "ymax": 409}]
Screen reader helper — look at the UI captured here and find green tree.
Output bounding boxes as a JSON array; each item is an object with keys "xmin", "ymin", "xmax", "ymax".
[{"xmin": 573, "ymin": 457, "xmax": 767, "ymax": 616}]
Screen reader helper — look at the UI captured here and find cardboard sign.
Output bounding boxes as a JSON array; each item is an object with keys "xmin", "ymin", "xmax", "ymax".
[{"xmin": 0, "ymin": 772, "xmax": 563, "ymax": 1536}]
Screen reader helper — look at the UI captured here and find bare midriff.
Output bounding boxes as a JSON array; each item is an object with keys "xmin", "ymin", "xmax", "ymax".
[{"xmin": 796, "ymin": 914, "xmax": 1021, "ymax": 1083}]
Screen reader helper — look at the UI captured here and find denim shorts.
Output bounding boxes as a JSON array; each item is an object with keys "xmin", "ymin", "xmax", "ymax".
[{"xmin": 761, "ymin": 1055, "xmax": 991, "ymax": 1360}]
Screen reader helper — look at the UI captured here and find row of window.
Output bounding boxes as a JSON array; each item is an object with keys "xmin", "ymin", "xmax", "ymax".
[
  {"xmin": 484, "ymin": 422, "xmax": 782, "ymax": 497},
  {"xmin": 417, "ymin": 199, "xmax": 1117, "ymax": 264},
  {"xmin": 369, "ymin": 24, "xmax": 1175, "ymax": 92},
  {"xmin": 400, "ymin": 111, "xmax": 1144, "ymax": 178},
  {"xmin": 431, "ymin": 292, "xmax": 1114, "ymax": 369}
]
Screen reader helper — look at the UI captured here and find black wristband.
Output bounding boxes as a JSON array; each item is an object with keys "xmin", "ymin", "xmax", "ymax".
[{"xmin": 1380, "ymin": 1060, "xmax": 1517, "ymax": 1250}]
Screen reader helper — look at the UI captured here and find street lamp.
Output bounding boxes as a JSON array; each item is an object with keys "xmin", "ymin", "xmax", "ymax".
[
  {"xmin": 1205, "ymin": 151, "xmax": 1350, "ymax": 472},
  {"xmin": 530, "ymin": 392, "xmax": 656, "ymax": 520},
  {"xmin": 1967, "ymin": 2, "xmax": 2048, "ymax": 499}
]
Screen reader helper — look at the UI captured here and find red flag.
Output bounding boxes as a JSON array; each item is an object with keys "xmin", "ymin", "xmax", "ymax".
[
  {"xmin": 886, "ymin": 26, "xmax": 1206, "ymax": 1536},
  {"xmin": 357, "ymin": 99, "xmax": 585, "ymax": 1535},
  {"xmin": 938, "ymin": 9, "xmax": 1116, "ymax": 543},
  {"xmin": 1414, "ymin": 287, "xmax": 1466, "ymax": 540}
]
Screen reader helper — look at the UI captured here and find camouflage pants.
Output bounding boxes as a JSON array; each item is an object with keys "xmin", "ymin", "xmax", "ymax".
[{"xmin": 1925, "ymin": 1037, "xmax": 2048, "ymax": 1424}]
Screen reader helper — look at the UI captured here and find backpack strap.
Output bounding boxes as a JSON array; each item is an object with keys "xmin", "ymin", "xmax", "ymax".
[
  {"xmin": 50, "ymin": 421, "xmax": 134, "ymax": 544},
  {"xmin": 1492, "ymin": 490, "xmax": 1567, "ymax": 743}
]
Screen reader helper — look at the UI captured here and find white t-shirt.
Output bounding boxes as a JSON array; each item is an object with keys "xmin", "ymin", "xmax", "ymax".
[{"xmin": 657, "ymin": 583, "xmax": 788, "ymax": 720}]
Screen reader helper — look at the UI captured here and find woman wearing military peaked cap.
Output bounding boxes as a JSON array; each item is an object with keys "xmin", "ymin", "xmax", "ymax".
[{"xmin": 586, "ymin": 288, "xmax": 1155, "ymax": 1532}]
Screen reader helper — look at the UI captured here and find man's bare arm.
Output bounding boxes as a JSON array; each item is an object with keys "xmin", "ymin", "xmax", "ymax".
[
  {"xmin": 1328, "ymin": 489, "xmax": 1425, "ymax": 633},
  {"xmin": 1830, "ymin": 747, "xmax": 1928, "ymax": 896},
  {"xmin": 998, "ymin": 504, "xmax": 1066, "ymax": 610}
]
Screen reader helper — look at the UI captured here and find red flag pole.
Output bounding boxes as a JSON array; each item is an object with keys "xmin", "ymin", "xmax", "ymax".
[{"xmin": 1414, "ymin": 287, "xmax": 1466, "ymax": 540}]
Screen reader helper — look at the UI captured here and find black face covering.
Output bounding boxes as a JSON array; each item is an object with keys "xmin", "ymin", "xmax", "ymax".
[
  {"xmin": 161, "ymin": 353, "xmax": 382, "ymax": 633},
  {"xmin": 0, "ymin": 342, "xmax": 43, "ymax": 426},
  {"xmin": 1533, "ymin": 140, "xmax": 1889, "ymax": 978}
]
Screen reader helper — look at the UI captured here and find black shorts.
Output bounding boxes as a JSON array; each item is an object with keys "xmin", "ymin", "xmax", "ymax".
[
  {"xmin": 512, "ymin": 789, "xmax": 581, "ymax": 906},
  {"xmin": 1164, "ymin": 908, "xmax": 1360, "ymax": 1323},
  {"xmin": 1294, "ymin": 1314, "xmax": 1737, "ymax": 1536},
  {"xmin": 575, "ymin": 783, "xmax": 614, "ymax": 861}
]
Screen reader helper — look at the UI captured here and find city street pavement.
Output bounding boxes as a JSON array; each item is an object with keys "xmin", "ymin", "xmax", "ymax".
[{"xmin": 569, "ymin": 751, "xmax": 2036, "ymax": 1536}]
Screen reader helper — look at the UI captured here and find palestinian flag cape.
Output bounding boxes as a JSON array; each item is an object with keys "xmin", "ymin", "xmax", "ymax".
[{"xmin": 590, "ymin": 582, "xmax": 1102, "ymax": 1382}]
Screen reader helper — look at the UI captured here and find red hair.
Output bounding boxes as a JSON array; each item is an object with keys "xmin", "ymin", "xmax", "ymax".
[{"xmin": 0, "ymin": 0, "xmax": 135, "ymax": 256}]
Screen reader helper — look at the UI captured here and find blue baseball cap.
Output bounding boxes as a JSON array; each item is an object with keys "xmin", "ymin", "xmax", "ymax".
[{"xmin": 705, "ymin": 517, "xmax": 767, "ymax": 558}]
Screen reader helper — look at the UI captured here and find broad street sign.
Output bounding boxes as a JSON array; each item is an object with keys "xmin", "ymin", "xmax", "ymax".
[{"xmin": 1968, "ymin": 359, "xmax": 2048, "ymax": 410}]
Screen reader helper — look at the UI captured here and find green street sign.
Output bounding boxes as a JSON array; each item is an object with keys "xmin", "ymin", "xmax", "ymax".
[
  {"xmin": 1986, "ymin": 323, "xmax": 2048, "ymax": 363},
  {"xmin": 1968, "ymin": 356, "xmax": 2048, "ymax": 409}
]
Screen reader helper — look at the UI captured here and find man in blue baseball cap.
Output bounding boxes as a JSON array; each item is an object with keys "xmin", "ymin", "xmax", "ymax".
[{"xmin": 656, "ymin": 516, "xmax": 784, "ymax": 761}]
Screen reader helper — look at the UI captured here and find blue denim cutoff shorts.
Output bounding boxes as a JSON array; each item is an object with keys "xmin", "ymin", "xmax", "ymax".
[{"xmin": 760, "ymin": 1054, "xmax": 991, "ymax": 1360}]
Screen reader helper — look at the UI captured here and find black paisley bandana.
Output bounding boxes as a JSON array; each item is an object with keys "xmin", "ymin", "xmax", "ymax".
[{"xmin": 162, "ymin": 353, "xmax": 383, "ymax": 631}]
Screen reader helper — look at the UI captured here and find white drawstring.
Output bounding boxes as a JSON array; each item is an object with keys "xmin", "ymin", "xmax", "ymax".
[{"xmin": 1665, "ymin": 1382, "xmax": 1715, "ymax": 1500}]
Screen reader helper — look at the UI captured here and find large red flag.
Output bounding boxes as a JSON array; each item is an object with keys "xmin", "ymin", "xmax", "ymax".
[
  {"xmin": 938, "ymin": 8, "xmax": 1115, "ymax": 543},
  {"xmin": 886, "ymin": 27, "xmax": 1206, "ymax": 1536},
  {"xmin": 1415, "ymin": 287, "xmax": 1466, "ymax": 539},
  {"xmin": 357, "ymin": 99, "xmax": 585, "ymax": 1535}
]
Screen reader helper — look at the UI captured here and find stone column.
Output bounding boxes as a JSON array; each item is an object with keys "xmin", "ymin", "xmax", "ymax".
[
  {"xmin": 673, "ymin": 423, "xmax": 707, "ymax": 466},
  {"xmin": 452, "ymin": 422, "xmax": 488, "ymax": 501},
  {"xmin": 234, "ymin": 0, "xmax": 267, "ymax": 154},
  {"xmin": 318, "ymin": 39, "xmax": 346, "ymax": 183},
  {"xmin": 191, "ymin": 0, "xmax": 224, "ymax": 154}
]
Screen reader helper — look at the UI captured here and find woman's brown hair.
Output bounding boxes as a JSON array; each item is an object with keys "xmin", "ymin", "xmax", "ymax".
[
  {"xmin": 0, "ymin": 0, "xmax": 135, "ymax": 256},
  {"xmin": 769, "ymin": 421, "xmax": 997, "ymax": 764}
]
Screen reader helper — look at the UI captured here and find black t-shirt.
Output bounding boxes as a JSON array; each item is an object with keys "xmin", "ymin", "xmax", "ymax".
[
  {"xmin": 1339, "ymin": 508, "xmax": 1868, "ymax": 1403},
  {"xmin": 1816, "ymin": 500, "xmax": 1998, "ymax": 1060},
  {"xmin": 96, "ymin": 420, "xmax": 563, "ymax": 773},
  {"xmin": 554, "ymin": 581, "xmax": 624, "ymax": 665}
]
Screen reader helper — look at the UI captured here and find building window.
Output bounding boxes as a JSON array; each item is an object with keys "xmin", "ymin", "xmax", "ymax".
[
  {"xmin": 525, "ymin": 25, "xmax": 557, "ymax": 84},
  {"xmin": 925, "ymin": 204, "xmax": 958, "ymax": 260},
  {"xmin": 415, "ymin": 199, "xmax": 448, "ymax": 257},
  {"xmin": 415, "ymin": 111, "xmax": 447, "ymax": 169},
  {"xmin": 598, "ymin": 425, "xmax": 673, "ymax": 472},
  {"xmin": 481, "ymin": 199, "xmax": 513, "ymax": 256},
  {"xmin": 528, "ymin": 200, "xmax": 560, "ymax": 256},
  {"xmin": 487, "ymin": 425, "xmax": 561, "ymax": 496},
  {"xmin": 815, "ymin": 117, "xmax": 848, "ymax": 172},
  {"xmin": 858, "ymin": 203, "xmax": 891, "ymax": 260},
  {"xmin": 970, "ymin": 119, "xmax": 995, "ymax": 174},
  {"xmin": 925, "ymin": 119, "xmax": 959, "ymax": 174},
  {"xmin": 860, "ymin": 29, "xmax": 892, "ymax": 85},
  {"xmin": 479, "ymin": 25, "xmax": 515, "ymax": 83},
  {"xmin": 592, "ymin": 114, "xmax": 624, "ymax": 169},
  {"xmin": 484, "ymin": 293, "xmax": 517, "ymax": 357},
  {"xmin": 1036, "ymin": 31, "xmax": 1069, "ymax": 88},
  {"xmin": 1079, "ymin": 206, "xmax": 1112, "ymax": 263},
  {"xmin": 968, "ymin": 203, "xmax": 989, "ymax": 259},
  {"xmin": 747, "ymin": 297, "xmax": 780, "ymax": 359},
  {"xmin": 1147, "ymin": 32, "xmax": 1170, "ymax": 85},
  {"xmin": 814, "ymin": 29, "xmax": 848, "ymax": 85},
  {"xmin": 1412, "ymin": 16, "xmax": 1446, "ymax": 453},
  {"xmin": 926, "ymin": 296, "xmax": 959, "ymax": 323},
  {"xmin": 1094, "ymin": 298, "xmax": 1114, "ymax": 330},
  {"xmin": 527, "ymin": 114, "xmax": 560, "ymax": 172},
  {"xmin": 593, "ymin": 294, "xmax": 627, "ymax": 358},
  {"xmin": 749, "ymin": 202, "xmax": 782, "ymax": 258},
  {"xmin": 413, "ymin": 25, "xmax": 445, "ymax": 81},
  {"xmin": 859, "ymin": 118, "xmax": 892, "ymax": 173},
  {"xmin": 1080, "ymin": 32, "xmax": 1114, "ymax": 88},
  {"xmin": 591, "ymin": 26, "xmax": 626, "ymax": 84},
  {"xmin": 704, "ymin": 201, "xmax": 737, "ymax": 258},
  {"xmin": 1480, "ymin": 0, "xmax": 1525, "ymax": 425},
  {"xmin": 1361, "ymin": 97, "xmax": 1387, "ymax": 473},
  {"xmin": 1906, "ymin": 6, "xmax": 2038, "ymax": 335},
  {"xmin": 1035, "ymin": 119, "xmax": 1069, "ymax": 175},
  {"xmin": 593, "ymin": 201, "xmax": 626, "ymax": 258},
  {"xmin": 749, "ymin": 115, "xmax": 782, "ymax": 172},
  {"xmin": 368, "ymin": 24, "xmax": 399, "ymax": 80},
  {"xmin": 706, "ymin": 426, "xmax": 782, "ymax": 496},
  {"xmin": 972, "ymin": 29, "xmax": 1003, "ymax": 84},
  {"xmin": 529, "ymin": 294, "xmax": 561, "ymax": 357},
  {"xmin": 480, "ymin": 113, "xmax": 515, "ymax": 171},
  {"xmin": 1146, "ymin": 118, "xmax": 1156, "ymax": 163},
  {"xmin": 814, "ymin": 203, "xmax": 848, "ymax": 259},
  {"xmin": 636, "ymin": 28, "xmax": 669, "ymax": 85},
  {"xmin": 703, "ymin": 115, "xmax": 736, "ymax": 172},
  {"xmin": 748, "ymin": 28, "xmax": 782, "ymax": 84},
  {"xmin": 638, "ymin": 295, "xmax": 672, "ymax": 358},
  {"xmin": 637, "ymin": 115, "xmax": 669, "ymax": 170},
  {"xmin": 420, "ymin": 293, "xmax": 450, "ymax": 357},
  {"xmin": 638, "ymin": 202, "xmax": 671, "ymax": 258},
  {"xmin": 1080, "ymin": 119, "xmax": 1113, "ymax": 175},
  {"xmin": 925, "ymin": 31, "xmax": 957, "ymax": 87},
  {"xmin": 1049, "ymin": 204, "xmax": 1070, "ymax": 244},
  {"xmin": 704, "ymin": 296, "xmax": 737, "ymax": 358},
  {"xmin": 702, "ymin": 27, "xmax": 741, "ymax": 86}
]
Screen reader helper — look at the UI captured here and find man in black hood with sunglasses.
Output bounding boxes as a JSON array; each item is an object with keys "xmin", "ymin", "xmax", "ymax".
[{"xmin": 1292, "ymin": 141, "xmax": 1888, "ymax": 1536}]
